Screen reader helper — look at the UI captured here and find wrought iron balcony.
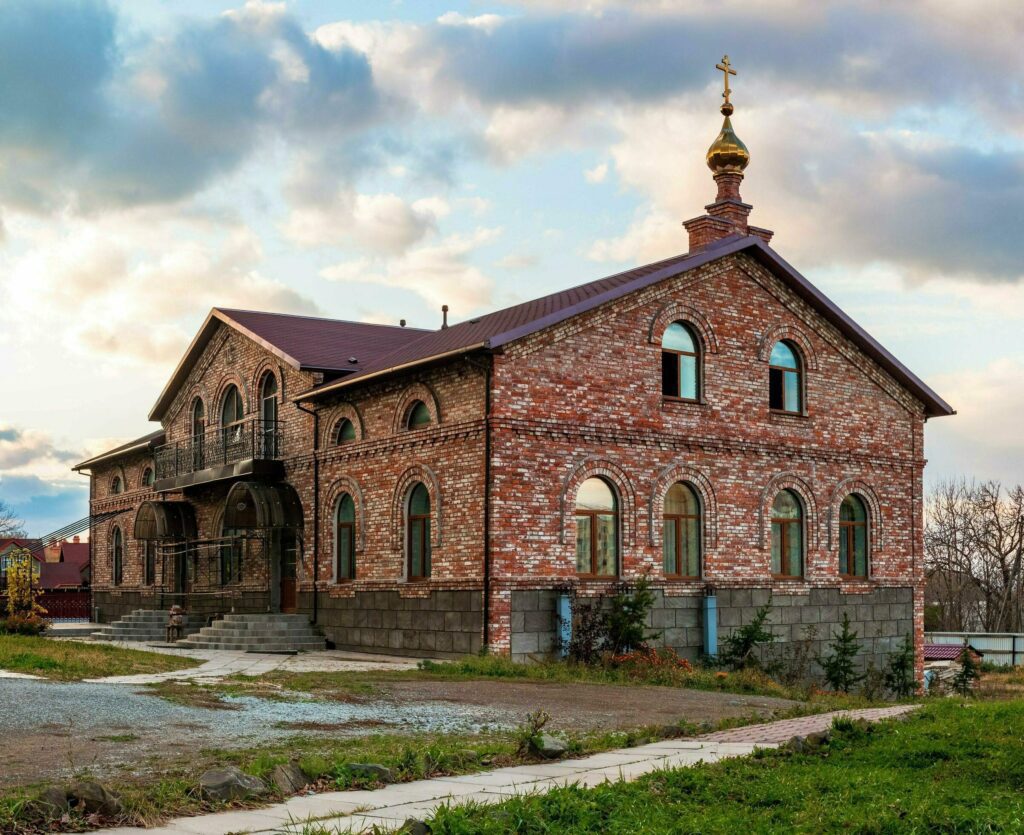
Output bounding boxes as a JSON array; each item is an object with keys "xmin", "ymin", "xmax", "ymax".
[{"xmin": 153, "ymin": 418, "xmax": 283, "ymax": 491}]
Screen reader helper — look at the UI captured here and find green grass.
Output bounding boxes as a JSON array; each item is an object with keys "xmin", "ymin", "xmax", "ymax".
[
  {"xmin": 419, "ymin": 700, "xmax": 1024, "ymax": 834},
  {"xmin": 0, "ymin": 635, "xmax": 200, "ymax": 680}
]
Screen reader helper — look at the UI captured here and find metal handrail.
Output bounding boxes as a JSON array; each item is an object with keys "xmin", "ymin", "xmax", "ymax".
[{"xmin": 154, "ymin": 418, "xmax": 280, "ymax": 479}]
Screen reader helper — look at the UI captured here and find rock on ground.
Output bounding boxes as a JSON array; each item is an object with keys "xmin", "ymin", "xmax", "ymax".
[
  {"xmin": 343, "ymin": 763, "xmax": 395, "ymax": 783},
  {"xmin": 532, "ymin": 733, "xmax": 568, "ymax": 759},
  {"xmin": 68, "ymin": 782, "xmax": 124, "ymax": 817},
  {"xmin": 199, "ymin": 766, "xmax": 266, "ymax": 802},
  {"xmin": 270, "ymin": 762, "xmax": 309, "ymax": 795}
]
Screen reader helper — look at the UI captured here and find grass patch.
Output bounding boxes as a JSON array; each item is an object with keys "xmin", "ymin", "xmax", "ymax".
[
  {"xmin": 0, "ymin": 635, "xmax": 200, "ymax": 681},
  {"xmin": 423, "ymin": 700, "xmax": 1024, "ymax": 833}
]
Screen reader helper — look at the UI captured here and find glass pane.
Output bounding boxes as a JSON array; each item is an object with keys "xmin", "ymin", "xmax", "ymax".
[
  {"xmin": 769, "ymin": 368, "xmax": 784, "ymax": 409},
  {"xmin": 575, "ymin": 515, "xmax": 591, "ymax": 573},
  {"xmin": 663, "ymin": 322, "xmax": 696, "ymax": 352},
  {"xmin": 410, "ymin": 483, "xmax": 430, "ymax": 515},
  {"xmin": 854, "ymin": 525, "xmax": 868, "ymax": 576},
  {"xmin": 773, "ymin": 490, "xmax": 801, "ymax": 519},
  {"xmin": 409, "ymin": 401, "xmax": 431, "ymax": 428},
  {"xmin": 663, "ymin": 518, "xmax": 678, "ymax": 574},
  {"xmin": 771, "ymin": 522, "xmax": 782, "ymax": 574},
  {"xmin": 841, "ymin": 495, "xmax": 867, "ymax": 522},
  {"xmin": 576, "ymin": 478, "xmax": 615, "ymax": 512},
  {"xmin": 787, "ymin": 522, "xmax": 803, "ymax": 576},
  {"xmin": 423, "ymin": 524, "xmax": 431, "ymax": 577},
  {"xmin": 262, "ymin": 374, "xmax": 277, "ymax": 397},
  {"xmin": 596, "ymin": 514, "xmax": 617, "ymax": 576},
  {"xmin": 770, "ymin": 341, "xmax": 798, "ymax": 369},
  {"xmin": 662, "ymin": 351, "xmax": 679, "ymax": 397},
  {"xmin": 665, "ymin": 483, "xmax": 698, "ymax": 516},
  {"xmin": 222, "ymin": 386, "xmax": 242, "ymax": 424},
  {"xmin": 337, "ymin": 419, "xmax": 356, "ymax": 443},
  {"xmin": 683, "ymin": 517, "xmax": 700, "ymax": 576},
  {"xmin": 338, "ymin": 493, "xmax": 354, "ymax": 523},
  {"xmin": 338, "ymin": 525, "xmax": 352, "ymax": 579},
  {"xmin": 783, "ymin": 370, "xmax": 801, "ymax": 412},
  {"xmin": 680, "ymin": 354, "xmax": 698, "ymax": 399},
  {"xmin": 839, "ymin": 527, "xmax": 849, "ymax": 574},
  {"xmin": 410, "ymin": 519, "xmax": 424, "ymax": 577}
]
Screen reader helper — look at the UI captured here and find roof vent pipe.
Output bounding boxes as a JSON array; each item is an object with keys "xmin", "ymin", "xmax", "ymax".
[
  {"xmin": 442, "ymin": 305, "xmax": 449, "ymax": 329},
  {"xmin": 400, "ymin": 319, "xmax": 406, "ymax": 328}
]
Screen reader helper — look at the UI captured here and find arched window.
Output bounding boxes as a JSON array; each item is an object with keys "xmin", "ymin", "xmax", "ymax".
[
  {"xmin": 191, "ymin": 398, "xmax": 206, "ymax": 468},
  {"xmin": 407, "ymin": 483, "xmax": 431, "ymax": 580},
  {"xmin": 664, "ymin": 483, "xmax": 701, "ymax": 578},
  {"xmin": 260, "ymin": 373, "xmax": 278, "ymax": 457},
  {"xmin": 839, "ymin": 494, "xmax": 869, "ymax": 578},
  {"xmin": 769, "ymin": 341, "xmax": 802, "ymax": 414},
  {"xmin": 111, "ymin": 475, "xmax": 122, "ymax": 495},
  {"xmin": 142, "ymin": 467, "xmax": 154, "ymax": 488},
  {"xmin": 336, "ymin": 493, "xmax": 356, "ymax": 581},
  {"xmin": 771, "ymin": 490, "xmax": 804, "ymax": 578},
  {"xmin": 334, "ymin": 418, "xmax": 357, "ymax": 445},
  {"xmin": 662, "ymin": 321, "xmax": 700, "ymax": 401},
  {"xmin": 407, "ymin": 400, "xmax": 431, "ymax": 430},
  {"xmin": 111, "ymin": 526, "xmax": 123, "ymax": 586},
  {"xmin": 221, "ymin": 385, "xmax": 245, "ymax": 448},
  {"xmin": 575, "ymin": 477, "xmax": 618, "ymax": 577}
]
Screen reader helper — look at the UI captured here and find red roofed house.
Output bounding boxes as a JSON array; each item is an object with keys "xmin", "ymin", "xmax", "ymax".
[{"xmin": 72, "ymin": 80, "xmax": 952, "ymax": 678}]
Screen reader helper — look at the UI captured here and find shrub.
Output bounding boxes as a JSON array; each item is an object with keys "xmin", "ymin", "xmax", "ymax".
[
  {"xmin": 720, "ymin": 604, "xmax": 774, "ymax": 670},
  {"xmin": 819, "ymin": 614, "xmax": 865, "ymax": 693},
  {"xmin": 951, "ymin": 643, "xmax": 981, "ymax": 697},
  {"xmin": 514, "ymin": 710, "xmax": 551, "ymax": 757},
  {"xmin": 0, "ymin": 614, "xmax": 48, "ymax": 635},
  {"xmin": 565, "ymin": 595, "xmax": 608, "ymax": 665},
  {"xmin": 766, "ymin": 624, "xmax": 818, "ymax": 686},
  {"xmin": 4, "ymin": 547, "xmax": 47, "ymax": 625},
  {"xmin": 606, "ymin": 575, "xmax": 659, "ymax": 654},
  {"xmin": 884, "ymin": 634, "xmax": 917, "ymax": 698}
]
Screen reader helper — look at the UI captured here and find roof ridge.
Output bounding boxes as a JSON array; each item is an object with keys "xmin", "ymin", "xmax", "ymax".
[{"xmin": 216, "ymin": 308, "xmax": 434, "ymax": 333}]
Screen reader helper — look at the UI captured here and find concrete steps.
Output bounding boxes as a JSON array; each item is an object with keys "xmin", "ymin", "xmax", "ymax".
[
  {"xmin": 174, "ymin": 613, "xmax": 326, "ymax": 652},
  {"xmin": 92, "ymin": 609, "xmax": 206, "ymax": 642}
]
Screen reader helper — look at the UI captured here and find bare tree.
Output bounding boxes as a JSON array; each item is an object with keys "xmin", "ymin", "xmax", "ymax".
[
  {"xmin": 0, "ymin": 500, "xmax": 25, "ymax": 539},
  {"xmin": 925, "ymin": 480, "xmax": 1024, "ymax": 633}
]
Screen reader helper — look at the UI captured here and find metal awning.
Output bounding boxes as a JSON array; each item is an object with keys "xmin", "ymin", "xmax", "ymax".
[
  {"xmin": 133, "ymin": 501, "xmax": 197, "ymax": 540},
  {"xmin": 223, "ymin": 481, "xmax": 304, "ymax": 530}
]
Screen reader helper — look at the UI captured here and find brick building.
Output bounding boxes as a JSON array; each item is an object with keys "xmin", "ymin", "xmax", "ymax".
[{"xmin": 74, "ymin": 87, "xmax": 953, "ymax": 675}]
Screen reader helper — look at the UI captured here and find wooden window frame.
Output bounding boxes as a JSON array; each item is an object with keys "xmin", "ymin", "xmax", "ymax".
[
  {"xmin": 335, "ymin": 495, "xmax": 356, "ymax": 582},
  {"xmin": 111, "ymin": 475, "xmax": 122, "ymax": 495},
  {"xmin": 407, "ymin": 515, "xmax": 430, "ymax": 581},
  {"xmin": 406, "ymin": 400, "xmax": 432, "ymax": 431},
  {"xmin": 334, "ymin": 418, "xmax": 356, "ymax": 445},
  {"xmin": 838, "ymin": 498, "xmax": 869, "ymax": 579},
  {"xmin": 768, "ymin": 341, "xmax": 804, "ymax": 415},
  {"xmin": 663, "ymin": 494, "xmax": 701, "ymax": 580},
  {"xmin": 112, "ymin": 527, "xmax": 123, "ymax": 586},
  {"xmin": 575, "ymin": 505, "xmax": 619, "ymax": 578},
  {"xmin": 143, "ymin": 540, "xmax": 156, "ymax": 586},
  {"xmin": 771, "ymin": 517, "xmax": 803, "ymax": 579},
  {"xmin": 661, "ymin": 323, "xmax": 701, "ymax": 403}
]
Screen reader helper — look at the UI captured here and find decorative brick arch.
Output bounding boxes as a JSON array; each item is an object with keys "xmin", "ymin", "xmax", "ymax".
[
  {"xmin": 759, "ymin": 472, "xmax": 819, "ymax": 550},
  {"xmin": 137, "ymin": 460, "xmax": 155, "ymax": 490},
  {"xmin": 392, "ymin": 382, "xmax": 442, "ymax": 434},
  {"xmin": 391, "ymin": 464, "xmax": 443, "ymax": 551},
  {"xmin": 213, "ymin": 373, "xmax": 250, "ymax": 424},
  {"xmin": 251, "ymin": 361, "xmax": 287, "ymax": 406},
  {"xmin": 559, "ymin": 457, "xmax": 636, "ymax": 547},
  {"xmin": 648, "ymin": 302, "xmax": 719, "ymax": 354},
  {"xmin": 179, "ymin": 386, "xmax": 211, "ymax": 437},
  {"xmin": 648, "ymin": 464, "xmax": 718, "ymax": 550},
  {"xmin": 109, "ymin": 465, "xmax": 128, "ymax": 496},
  {"xmin": 827, "ymin": 479, "xmax": 885, "ymax": 553},
  {"xmin": 323, "ymin": 402, "xmax": 366, "ymax": 447},
  {"xmin": 324, "ymin": 476, "xmax": 366, "ymax": 581},
  {"xmin": 757, "ymin": 325, "xmax": 819, "ymax": 371}
]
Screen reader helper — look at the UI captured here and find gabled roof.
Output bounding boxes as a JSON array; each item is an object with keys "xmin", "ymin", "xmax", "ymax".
[
  {"xmin": 295, "ymin": 235, "xmax": 955, "ymax": 418},
  {"xmin": 72, "ymin": 430, "xmax": 165, "ymax": 473},
  {"xmin": 148, "ymin": 309, "xmax": 430, "ymax": 421},
  {"xmin": 59, "ymin": 542, "xmax": 90, "ymax": 567},
  {"xmin": 39, "ymin": 561, "xmax": 87, "ymax": 589}
]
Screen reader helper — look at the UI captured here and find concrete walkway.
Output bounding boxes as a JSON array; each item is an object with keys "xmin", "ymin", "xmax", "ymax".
[{"xmin": 93, "ymin": 705, "xmax": 917, "ymax": 835}]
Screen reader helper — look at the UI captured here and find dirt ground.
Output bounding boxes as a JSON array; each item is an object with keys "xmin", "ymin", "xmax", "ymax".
[{"xmin": 0, "ymin": 677, "xmax": 797, "ymax": 788}]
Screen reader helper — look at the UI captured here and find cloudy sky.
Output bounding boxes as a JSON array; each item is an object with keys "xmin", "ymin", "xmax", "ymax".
[{"xmin": 1, "ymin": 0, "xmax": 1022, "ymax": 536}]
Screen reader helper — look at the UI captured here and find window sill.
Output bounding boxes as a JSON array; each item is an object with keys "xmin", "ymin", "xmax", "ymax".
[
  {"xmin": 664, "ymin": 575, "xmax": 702, "ymax": 583},
  {"xmin": 662, "ymin": 396, "xmax": 707, "ymax": 408},
  {"xmin": 769, "ymin": 409, "xmax": 808, "ymax": 420},
  {"xmin": 771, "ymin": 575, "xmax": 807, "ymax": 582}
]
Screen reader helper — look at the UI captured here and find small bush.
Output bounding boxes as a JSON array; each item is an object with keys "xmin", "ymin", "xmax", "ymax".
[
  {"xmin": 720, "ymin": 604, "xmax": 774, "ymax": 670},
  {"xmin": 0, "ymin": 614, "xmax": 48, "ymax": 635},
  {"xmin": 884, "ymin": 634, "xmax": 917, "ymax": 698},
  {"xmin": 952, "ymin": 644, "xmax": 981, "ymax": 697},
  {"xmin": 565, "ymin": 596, "xmax": 608, "ymax": 665},
  {"xmin": 819, "ymin": 614, "xmax": 865, "ymax": 693},
  {"xmin": 514, "ymin": 710, "xmax": 551, "ymax": 757},
  {"xmin": 606, "ymin": 575, "xmax": 659, "ymax": 654},
  {"xmin": 766, "ymin": 624, "xmax": 818, "ymax": 687}
]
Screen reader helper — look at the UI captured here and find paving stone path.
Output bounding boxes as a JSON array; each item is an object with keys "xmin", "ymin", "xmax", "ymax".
[{"xmin": 93, "ymin": 704, "xmax": 917, "ymax": 835}]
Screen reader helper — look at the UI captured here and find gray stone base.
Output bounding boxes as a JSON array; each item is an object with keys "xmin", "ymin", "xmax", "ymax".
[
  {"xmin": 92, "ymin": 590, "xmax": 271, "ymax": 624},
  {"xmin": 510, "ymin": 585, "xmax": 914, "ymax": 671},
  {"xmin": 305, "ymin": 589, "xmax": 484, "ymax": 659}
]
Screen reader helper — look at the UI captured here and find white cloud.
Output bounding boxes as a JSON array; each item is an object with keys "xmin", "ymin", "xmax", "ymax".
[
  {"xmin": 322, "ymin": 227, "xmax": 501, "ymax": 313},
  {"xmin": 0, "ymin": 426, "xmax": 78, "ymax": 478},
  {"xmin": 437, "ymin": 12, "xmax": 505, "ymax": 33},
  {"xmin": 584, "ymin": 162, "xmax": 608, "ymax": 183}
]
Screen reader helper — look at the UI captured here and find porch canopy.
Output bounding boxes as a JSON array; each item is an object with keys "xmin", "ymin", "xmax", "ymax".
[
  {"xmin": 223, "ymin": 481, "xmax": 304, "ymax": 530},
  {"xmin": 133, "ymin": 501, "xmax": 197, "ymax": 540}
]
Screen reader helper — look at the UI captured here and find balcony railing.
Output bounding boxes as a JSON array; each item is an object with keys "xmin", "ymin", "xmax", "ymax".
[{"xmin": 155, "ymin": 419, "xmax": 280, "ymax": 482}]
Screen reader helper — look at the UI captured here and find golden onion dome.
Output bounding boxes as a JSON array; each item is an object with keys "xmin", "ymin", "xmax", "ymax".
[{"xmin": 706, "ymin": 107, "xmax": 749, "ymax": 174}]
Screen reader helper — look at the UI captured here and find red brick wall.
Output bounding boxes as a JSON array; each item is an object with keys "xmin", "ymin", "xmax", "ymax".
[{"xmin": 486, "ymin": 251, "xmax": 927, "ymax": 666}]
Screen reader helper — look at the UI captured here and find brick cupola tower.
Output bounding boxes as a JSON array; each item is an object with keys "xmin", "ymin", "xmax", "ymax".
[{"xmin": 684, "ymin": 55, "xmax": 774, "ymax": 252}]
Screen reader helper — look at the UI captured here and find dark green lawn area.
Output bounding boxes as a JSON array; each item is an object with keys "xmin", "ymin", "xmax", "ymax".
[
  {"xmin": 424, "ymin": 700, "xmax": 1024, "ymax": 834},
  {"xmin": 0, "ymin": 635, "xmax": 200, "ymax": 680}
]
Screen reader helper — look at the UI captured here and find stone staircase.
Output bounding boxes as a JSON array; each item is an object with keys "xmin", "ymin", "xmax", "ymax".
[
  {"xmin": 92, "ymin": 609, "xmax": 207, "ymax": 643},
  {"xmin": 173, "ymin": 613, "xmax": 327, "ymax": 652}
]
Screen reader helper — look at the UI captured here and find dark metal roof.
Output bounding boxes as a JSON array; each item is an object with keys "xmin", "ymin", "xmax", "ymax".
[
  {"xmin": 72, "ymin": 430, "xmax": 165, "ymax": 472},
  {"xmin": 224, "ymin": 481, "xmax": 304, "ymax": 530},
  {"xmin": 38, "ymin": 561, "xmax": 88, "ymax": 590},
  {"xmin": 133, "ymin": 501, "xmax": 198, "ymax": 541},
  {"xmin": 148, "ymin": 309, "xmax": 430, "ymax": 421},
  {"xmin": 925, "ymin": 643, "xmax": 982, "ymax": 660},
  {"xmin": 296, "ymin": 236, "xmax": 954, "ymax": 418}
]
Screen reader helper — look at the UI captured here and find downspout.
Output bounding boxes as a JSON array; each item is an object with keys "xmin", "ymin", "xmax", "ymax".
[
  {"xmin": 296, "ymin": 401, "xmax": 320, "ymax": 625},
  {"xmin": 465, "ymin": 353, "xmax": 493, "ymax": 652}
]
